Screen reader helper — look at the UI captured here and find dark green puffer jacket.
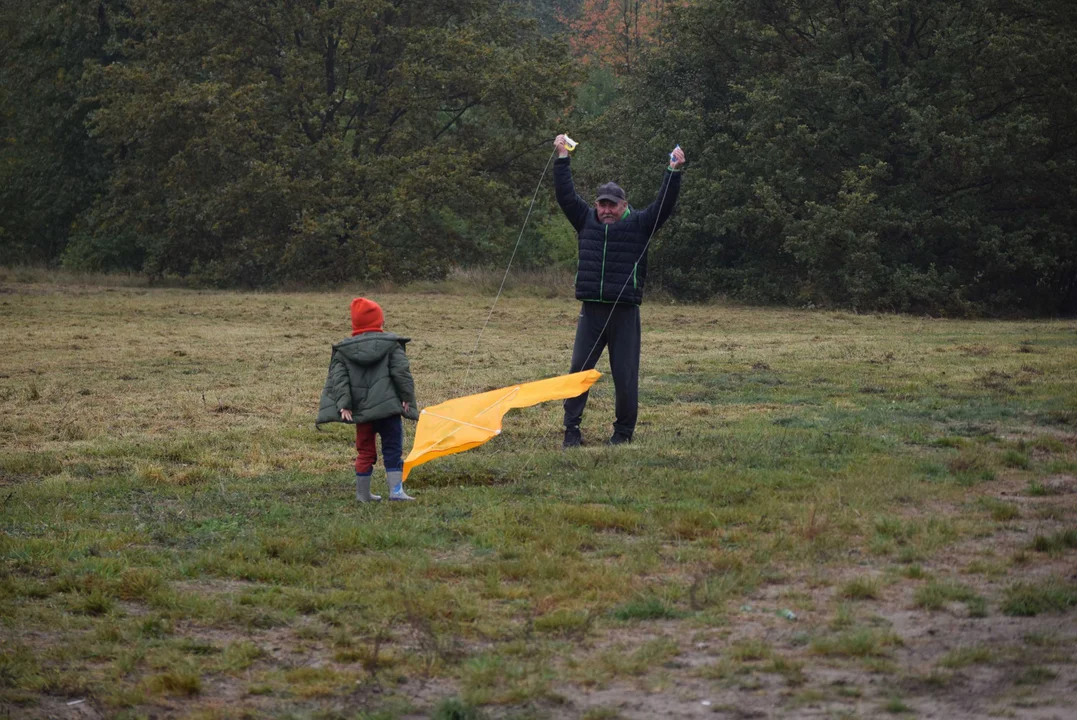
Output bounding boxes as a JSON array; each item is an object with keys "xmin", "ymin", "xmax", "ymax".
[{"xmin": 316, "ymin": 332, "xmax": 419, "ymax": 425}]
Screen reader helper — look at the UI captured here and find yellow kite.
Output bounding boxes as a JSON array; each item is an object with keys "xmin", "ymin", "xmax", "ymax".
[{"xmin": 402, "ymin": 370, "xmax": 601, "ymax": 480}]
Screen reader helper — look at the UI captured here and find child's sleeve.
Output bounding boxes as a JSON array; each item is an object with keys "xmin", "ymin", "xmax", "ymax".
[
  {"xmin": 316, "ymin": 352, "xmax": 352, "ymax": 423},
  {"xmin": 389, "ymin": 345, "xmax": 419, "ymax": 419}
]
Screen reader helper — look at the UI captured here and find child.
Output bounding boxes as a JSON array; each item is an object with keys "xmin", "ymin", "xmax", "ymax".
[{"xmin": 317, "ymin": 298, "xmax": 420, "ymax": 502}]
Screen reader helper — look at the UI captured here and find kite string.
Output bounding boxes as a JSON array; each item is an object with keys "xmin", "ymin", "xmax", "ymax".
[{"xmin": 462, "ymin": 147, "xmax": 558, "ymax": 390}]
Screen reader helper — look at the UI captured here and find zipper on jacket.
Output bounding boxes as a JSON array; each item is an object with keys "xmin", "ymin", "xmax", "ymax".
[{"xmin": 600, "ymin": 224, "xmax": 608, "ymax": 299}]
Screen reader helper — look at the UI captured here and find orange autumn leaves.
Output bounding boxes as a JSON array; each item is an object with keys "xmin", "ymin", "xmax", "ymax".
[{"xmin": 559, "ymin": 0, "xmax": 686, "ymax": 75}]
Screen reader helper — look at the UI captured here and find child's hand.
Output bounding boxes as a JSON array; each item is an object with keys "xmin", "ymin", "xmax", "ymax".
[
  {"xmin": 340, "ymin": 408, "xmax": 353, "ymax": 422},
  {"xmin": 402, "ymin": 402, "xmax": 410, "ymax": 413}
]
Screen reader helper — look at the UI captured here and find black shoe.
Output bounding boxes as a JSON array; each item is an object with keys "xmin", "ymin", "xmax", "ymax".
[
  {"xmin": 562, "ymin": 425, "xmax": 582, "ymax": 449},
  {"xmin": 606, "ymin": 432, "xmax": 633, "ymax": 446}
]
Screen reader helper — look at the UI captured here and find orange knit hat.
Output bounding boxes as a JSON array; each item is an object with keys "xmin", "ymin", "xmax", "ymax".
[{"xmin": 350, "ymin": 297, "xmax": 384, "ymax": 336}]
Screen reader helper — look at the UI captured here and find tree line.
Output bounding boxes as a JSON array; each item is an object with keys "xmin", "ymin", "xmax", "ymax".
[{"xmin": 2, "ymin": 0, "xmax": 1075, "ymax": 314}]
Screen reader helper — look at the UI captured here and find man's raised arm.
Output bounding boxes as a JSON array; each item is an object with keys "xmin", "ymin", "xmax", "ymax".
[
  {"xmin": 637, "ymin": 145, "xmax": 685, "ymax": 234},
  {"xmin": 553, "ymin": 134, "xmax": 590, "ymax": 231}
]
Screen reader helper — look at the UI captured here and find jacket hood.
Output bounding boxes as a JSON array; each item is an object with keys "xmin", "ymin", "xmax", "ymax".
[
  {"xmin": 333, "ymin": 332, "xmax": 410, "ymax": 366},
  {"xmin": 351, "ymin": 297, "xmax": 384, "ymax": 335}
]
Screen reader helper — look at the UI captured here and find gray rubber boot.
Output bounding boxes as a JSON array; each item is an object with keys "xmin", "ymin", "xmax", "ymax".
[
  {"xmin": 386, "ymin": 470, "xmax": 414, "ymax": 501},
  {"xmin": 356, "ymin": 473, "xmax": 382, "ymax": 502}
]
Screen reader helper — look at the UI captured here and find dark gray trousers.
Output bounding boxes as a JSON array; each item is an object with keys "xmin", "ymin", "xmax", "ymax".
[{"xmin": 563, "ymin": 302, "xmax": 641, "ymax": 437}]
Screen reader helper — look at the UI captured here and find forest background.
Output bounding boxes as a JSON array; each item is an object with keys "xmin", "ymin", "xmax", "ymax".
[{"xmin": 2, "ymin": 0, "xmax": 1075, "ymax": 315}]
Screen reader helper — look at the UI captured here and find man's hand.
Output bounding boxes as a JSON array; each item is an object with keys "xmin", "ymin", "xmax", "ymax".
[
  {"xmin": 340, "ymin": 408, "xmax": 353, "ymax": 422},
  {"xmin": 670, "ymin": 146, "xmax": 686, "ymax": 170},
  {"xmin": 554, "ymin": 134, "xmax": 569, "ymax": 159},
  {"xmin": 402, "ymin": 402, "xmax": 410, "ymax": 414}
]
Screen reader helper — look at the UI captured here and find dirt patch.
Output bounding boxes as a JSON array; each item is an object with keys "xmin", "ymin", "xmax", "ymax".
[
  {"xmin": 1038, "ymin": 474, "xmax": 1076, "ymax": 495},
  {"xmin": 492, "ymin": 475, "xmax": 1077, "ymax": 720}
]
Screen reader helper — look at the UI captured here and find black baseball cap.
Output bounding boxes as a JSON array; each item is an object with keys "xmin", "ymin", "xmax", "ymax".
[{"xmin": 596, "ymin": 182, "xmax": 626, "ymax": 203}]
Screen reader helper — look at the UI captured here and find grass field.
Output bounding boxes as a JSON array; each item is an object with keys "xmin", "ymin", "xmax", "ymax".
[{"xmin": 1, "ymin": 270, "xmax": 1076, "ymax": 719}]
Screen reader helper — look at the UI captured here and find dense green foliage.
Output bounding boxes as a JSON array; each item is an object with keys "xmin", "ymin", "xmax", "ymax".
[
  {"xmin": 2, "ymin": 0, "xmax": 571, "ymax": 285},
  {"xmin": 75, "ymin": 0, "xmax": 571, "ymax": 284},
  {"xmin": 0, "ymin": 1, "xmax": 121, "ymax": 265},
  {"xmin": 602, "ymin": 0, "xmax": 1077, "ymax": 313},
  {"xmin": 2, "ymin": 0, "xmax": 1075, "ymax": 312}
]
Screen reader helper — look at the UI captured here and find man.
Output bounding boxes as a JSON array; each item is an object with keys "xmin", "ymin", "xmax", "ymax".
[{"xmin": 554, "ymin": 134, "xmax": 685, "ymax": 448}]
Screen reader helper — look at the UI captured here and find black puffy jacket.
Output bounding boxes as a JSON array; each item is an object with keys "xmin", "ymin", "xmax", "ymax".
[{"xmin": 554, "ymin": 157, "xmax": 681, "ymax": 305}]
